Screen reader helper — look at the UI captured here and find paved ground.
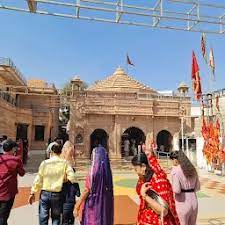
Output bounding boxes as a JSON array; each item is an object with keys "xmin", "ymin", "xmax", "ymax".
[{"xmin": 8, "ymin": 153, "xmax": 225, "ymax": 225}]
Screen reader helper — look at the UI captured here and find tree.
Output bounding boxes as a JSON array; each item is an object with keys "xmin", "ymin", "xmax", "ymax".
[{"xmin": 59, "ymin": 79, "xmax": 88, "ymax": 125}]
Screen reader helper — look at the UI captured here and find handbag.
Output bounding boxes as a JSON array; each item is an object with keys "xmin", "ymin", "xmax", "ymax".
[
  {"xmin": 62, "ymin": 182, "xmax": 81, "ymax": 203},
  {"xmin": 146, "ymin": 189, "xmax": 169, "ymax": 225},
  {"xmin": 146, "ymin": 189, "xmax": 169, "ymax": 210}
]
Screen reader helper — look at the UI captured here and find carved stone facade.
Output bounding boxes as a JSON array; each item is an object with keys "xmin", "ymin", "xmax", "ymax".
[{"xmin": 69, "ymin": 67, "xmax": 192, "ymax": 158}]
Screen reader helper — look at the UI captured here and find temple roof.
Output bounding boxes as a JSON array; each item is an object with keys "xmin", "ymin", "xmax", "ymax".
[{"xmin": 88, "ymin": 67, "xmax": 157, "ymax": 93}]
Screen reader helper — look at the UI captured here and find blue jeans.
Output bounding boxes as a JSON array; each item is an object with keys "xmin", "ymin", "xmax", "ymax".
[{"xmin": 39, "ymin": 191, "xmax": 62, "ymax": 225}]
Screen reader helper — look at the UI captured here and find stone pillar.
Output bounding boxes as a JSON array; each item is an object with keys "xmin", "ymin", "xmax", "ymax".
[
  {"xmin": 85, "ymin": 134, "xmax": 90, "ymax": 157},
  {"xmin": 69, "ymin": 105, "xmax": 75, "ymax": 144},
  {"xmin": 113, "ymin": 116, "xmax": 121, "ymax": 159},
  {"xmin": 28, "ymin": 124, "xmax": 33, "ymax": 152},
  {"xmin": 146, "ymin": 131, "xmax": 153, "ymax": 149},
  {"xmin": 173, "ymin": 133, "xmax": 179, "ymax": 151},
  {"xmin": 116, "ymin": 122, "xmax": 121, "ymax": 158},
  {"xmin": 107, "ymin": 127, "xmax": 113, "ymax": 158},
  {"xmin": 196, "ymin": 137, "xmax": 207, "ymax": 169},
  {"xmin": 186, "ymin": 137, "xmax": 190, "ymax": 159}
]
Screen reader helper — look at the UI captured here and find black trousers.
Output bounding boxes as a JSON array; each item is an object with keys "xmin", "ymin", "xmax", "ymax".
[
  {"xmin": 62, "ymin": 182, "xmax": 76, "ymax": 225},
  {"xmin": 62, "ymin": 202, "xmax": 75, "ymax": 225},
  {"xmin": 0, "ymin": 198, "xmax": 15, "ymax": 225}
]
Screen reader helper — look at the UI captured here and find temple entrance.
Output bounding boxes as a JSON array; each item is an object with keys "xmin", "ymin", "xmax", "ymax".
[
  {"xmin": 121, "ymin": 127, "xmax": 145, "ymax": 158},
  {"xmin": 90, "ymin": 129, "xmax": 108, "ymax": 155},
  {"xmin": 156, "ymin": 130, "xmax": 173, "ymax": 152},
  {"xmin": 16, "ymin": 123, "xmax": 28, "ymax": 140}
]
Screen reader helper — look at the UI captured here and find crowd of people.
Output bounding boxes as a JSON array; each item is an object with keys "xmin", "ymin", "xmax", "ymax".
[{"xmin": 0, "ymin": 135, "xmax": 200, "ymax": 225}]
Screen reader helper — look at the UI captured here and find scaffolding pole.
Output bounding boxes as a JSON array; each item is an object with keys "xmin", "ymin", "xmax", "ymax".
[{"xmin": 0, "ymin": 0, "xmax": 225, "ymax": 34}]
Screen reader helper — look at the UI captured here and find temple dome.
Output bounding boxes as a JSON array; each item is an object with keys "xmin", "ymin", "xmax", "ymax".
[{"xmin": 88, "ymin": 67, "xmax": 157, "ymax": 93}]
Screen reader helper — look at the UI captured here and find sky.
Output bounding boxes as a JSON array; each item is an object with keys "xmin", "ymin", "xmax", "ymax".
[{"xmin": 1, "ymin": 3, "xmax": 225, "ymax": 96}]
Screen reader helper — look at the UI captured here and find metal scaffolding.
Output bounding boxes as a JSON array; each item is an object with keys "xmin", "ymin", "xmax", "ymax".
[{"xmin": 0, "ymin": 0, "xmax": 225, "ymax": 35}]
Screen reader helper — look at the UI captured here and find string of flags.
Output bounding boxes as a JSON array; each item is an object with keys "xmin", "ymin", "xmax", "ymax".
[
  {"xmin": 199, "ymin": 34, "xmax": 224, "ymax": 165},
  {"xmin": 200, "ymin": 33, "xmax": 216, "ymax": 78},
  {"xmin": 191, "ymin": 33, "xmax": 216, "ymax": 101}
]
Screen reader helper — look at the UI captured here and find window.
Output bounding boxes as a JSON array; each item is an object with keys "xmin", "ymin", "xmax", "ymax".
[
  {"xmin": 75, "ymin": 134, "xmax": 83, "ymax": 144},
  {"xmin": 35, "ymin": 126, "xmax": 45, "ymax": 141}
]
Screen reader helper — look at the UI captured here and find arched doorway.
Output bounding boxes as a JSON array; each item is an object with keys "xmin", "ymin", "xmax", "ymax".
[
  {"xmin": 90, "ymin": 129, "xmax": 108, "ymax": 154},
  {"xmin": 121, "ymin": 127, "xmax": 145, "ymax": 158},
  {"xmin": 157, "ymin": 130, "xmax": 173, "ymax": 152}
]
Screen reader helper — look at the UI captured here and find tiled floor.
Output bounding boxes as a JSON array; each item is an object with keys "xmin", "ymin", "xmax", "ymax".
[{"xmin": 9, "ymin": 154, "xmax": 225, "ymax": 225}]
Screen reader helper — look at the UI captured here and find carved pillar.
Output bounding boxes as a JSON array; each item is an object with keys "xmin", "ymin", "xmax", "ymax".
[
  {"xmin": 85, "ymin": 131, "xmax": 90, "ymax": 157},
  {"xmin": 116, "ymin": 121, "xmax": 121, "ymax": 158},
  {"xmin": 108, "ymin": 115, "xmax": 121, "ymax": 158},
  {"xmin": 146, "ymin": 116, "xmax": 154, "ymax": 149},
  {"xmin": 173, "ymin": 132, "xmax": 180, "ymax": 151}
]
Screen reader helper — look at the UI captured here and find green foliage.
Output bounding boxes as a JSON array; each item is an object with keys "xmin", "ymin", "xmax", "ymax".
[{"xmin": 61, "ymin": 80, "xmax": 88, "ymax": 95}]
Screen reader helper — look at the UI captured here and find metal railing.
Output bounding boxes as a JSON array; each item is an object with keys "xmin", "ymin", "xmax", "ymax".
[
  {"xmin": 156, "ymin": 151, "xmax": 170, "ymax": 167},
  {"xmin": 0, "ymin": 92, "xmax": 16, "ymax": 106},
  {"xmin": 0, "ymin": 57, "xmax": 27, "ymax": 85},
  {"xmin": 1, "ymin": 0, "xmax": 225, "ymax": 34}
]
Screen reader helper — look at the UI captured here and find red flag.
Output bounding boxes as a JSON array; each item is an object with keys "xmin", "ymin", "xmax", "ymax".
[
  {"xmin": 126, "ymin": 54, "xmax": 134, "ymax": 66},
  {"xmin": 215, "ymin": 119, "xmax": 220, "ymax": 138},
  {"xmin": 216, "ymin": 96, "xmax": 220, "ymax": 111},
  {"xmin": 201, "ymin": 33, "xmax": 207, "ymax": 63},
  {"xmin": 192, "ymin": 51, "xmax": 202, "ymax": 100},
  {"xmin": 201, "ymin": 117, "xmax": 207, "ymax": 139},
  {"xmin": 209, "ymin": 48, "xmax": 215, "ymax": 76},
  {"xmin": 209, "ymin": 120, "xmax": 214, "ymax": 138},
  {"xmin": 216, "ymin": 119, "xmax": 220, "ymax": 131}
]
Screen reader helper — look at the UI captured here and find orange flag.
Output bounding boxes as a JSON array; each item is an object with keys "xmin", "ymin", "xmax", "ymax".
[{"xmin": 201, "ymin": 117, "xmax": 208, "ymax": 139}]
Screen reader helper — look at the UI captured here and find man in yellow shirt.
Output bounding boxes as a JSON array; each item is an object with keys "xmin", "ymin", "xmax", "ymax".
[{"xmin": 28, "ymin": 143, "xmax": 76, "ymax": 225}]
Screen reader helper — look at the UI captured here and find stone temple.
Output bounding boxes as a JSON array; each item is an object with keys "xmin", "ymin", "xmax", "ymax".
[{"xmin": 69, "ymin": 67, "xmax": 192, "ymax": 158}]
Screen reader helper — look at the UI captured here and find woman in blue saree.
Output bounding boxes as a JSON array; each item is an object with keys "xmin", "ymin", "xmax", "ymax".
[{"xmin": 74, "ymin": 145, "xmax": 114, "ymax": 225}]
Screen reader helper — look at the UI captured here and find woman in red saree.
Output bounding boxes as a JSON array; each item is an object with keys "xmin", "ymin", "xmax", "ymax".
[{"xmin": 131, "ymin": 152, "xmax": 180, "ymax": 225}]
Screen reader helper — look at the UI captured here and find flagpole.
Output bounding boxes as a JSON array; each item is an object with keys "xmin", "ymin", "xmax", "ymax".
[{"xmin": 210, "ymin": 45, "xmax": 215, "ymax": 82}]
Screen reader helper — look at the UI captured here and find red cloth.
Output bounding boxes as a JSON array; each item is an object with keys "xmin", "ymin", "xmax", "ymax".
[
  {"xmin": 0, "ymin": 154, "xmax": 25, "ymax": 201},
  {"xmin": 201, "ymin": 117, "xmax": 209, "ymax": 140},
  {"xmin": 192, "ymin": 51, "xmax": 202, "ymax": 100},
  {"xmin": 136, "ymin": 155, "xmax": 180, "ymax": 225}
]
